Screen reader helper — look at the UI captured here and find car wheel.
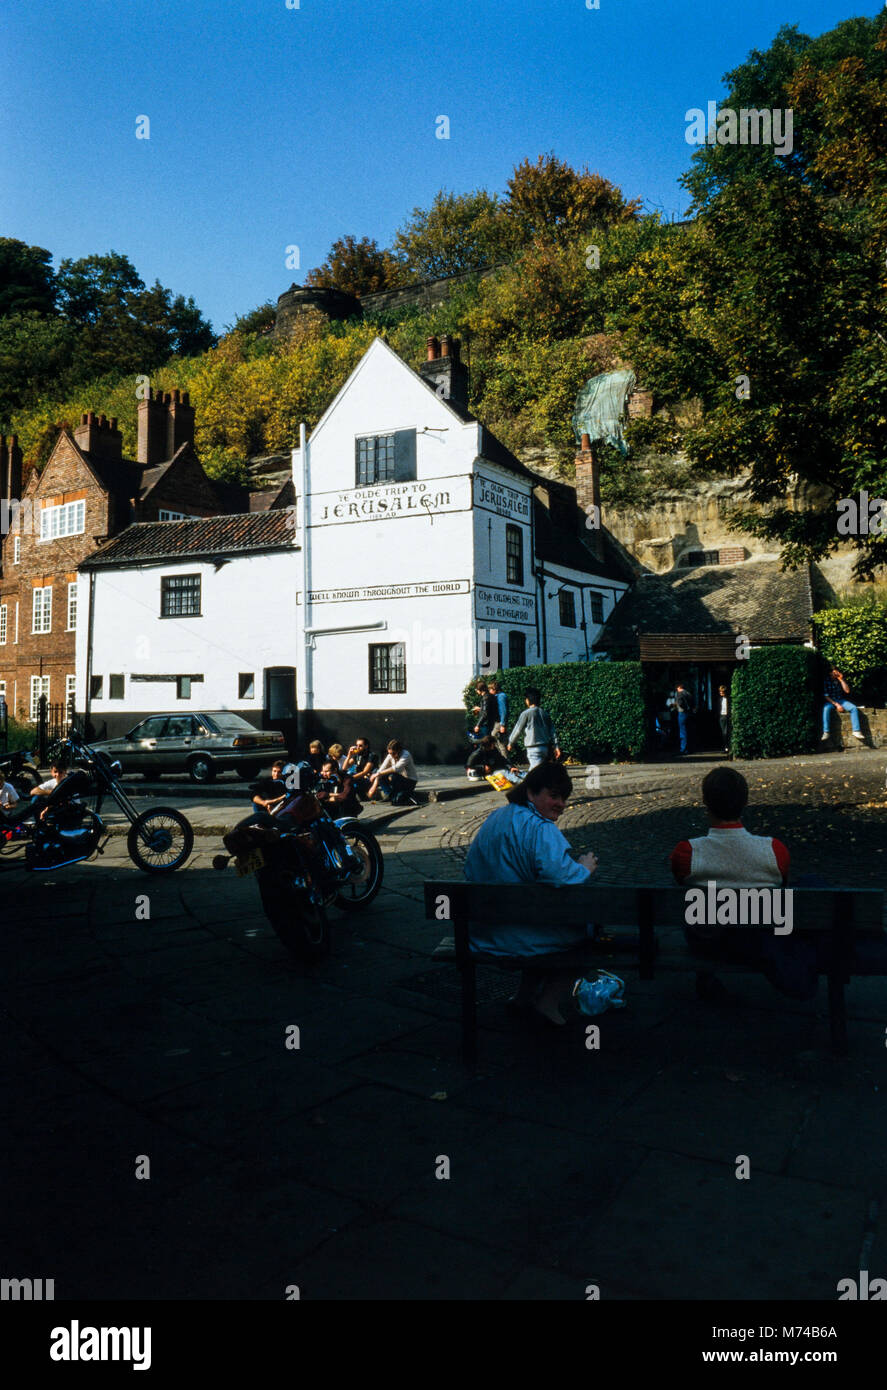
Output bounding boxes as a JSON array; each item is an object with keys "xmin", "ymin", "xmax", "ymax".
[{"xmin": 188, "ymin": 755, "xmax": 215, "ymax": 784}]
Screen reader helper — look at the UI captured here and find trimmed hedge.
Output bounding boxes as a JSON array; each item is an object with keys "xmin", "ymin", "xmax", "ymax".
[
  {"xmin": 731, "ymin": 646, "xmax": 818, "ymax": 760},
  {"xmin": 463, "ymin": 660, "xmax": 647, "ymax": 761}
]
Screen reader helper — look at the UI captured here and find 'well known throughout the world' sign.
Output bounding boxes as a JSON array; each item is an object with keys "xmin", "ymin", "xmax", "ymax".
[{"xmin": 303, "ymin": 580, "xmax": 471, "ymax": 604}]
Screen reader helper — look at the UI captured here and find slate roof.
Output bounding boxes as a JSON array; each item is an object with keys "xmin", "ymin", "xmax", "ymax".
[
  {"xmin": 595, "ymin": 559, "xmax": 814, "ymax": 652},
  {"xmin": 81, "ymin": 511, "xmax": 296, "ymax": 568},
  {"xmin": 532, "ymin": 497, "xmax": 635, "ymax": 583}
]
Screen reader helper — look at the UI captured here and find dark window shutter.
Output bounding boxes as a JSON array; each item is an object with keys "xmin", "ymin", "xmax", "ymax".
[{"xmin": 393, "ymin": 429, "xmax": 416, "ymax": 482}]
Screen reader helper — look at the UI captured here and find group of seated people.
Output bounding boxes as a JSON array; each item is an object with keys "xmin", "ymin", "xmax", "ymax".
[
  {"xmin": 465, "ymin": 758, "xmax": 886, "ymax": 1027},
  {"xmin": 250, "ymin": 736, "xmax": 421, "ymax": 821},
  {"xmin": 0, "ymin": 756, "xmax": 73, "ymax": 833}
]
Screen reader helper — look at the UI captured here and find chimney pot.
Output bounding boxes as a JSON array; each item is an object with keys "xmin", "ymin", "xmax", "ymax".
[
  {"xmin": 440, "ymin": 335, "xmax": 451, "ymax": 358},
  {"xmin": 110, "ymin": 417, "xmax": 118, "ymax": 431},
  {"xmin": 426, "ymin": 336, "xmax": 440, "ymax": 362},
  {"xmin": 171, "ymin": 388, "xmax": 180, "ymax": 403},
  {"xmin": 182, "ymin": 391, "xmax": 190, "ymax": 406},
  {"xmin": 581, "ymin": 432, "xmax": 591, "ymax": 451},
  {"xmin": 99, "ymin": 413, "xmax": 107, "ymax": 427}
]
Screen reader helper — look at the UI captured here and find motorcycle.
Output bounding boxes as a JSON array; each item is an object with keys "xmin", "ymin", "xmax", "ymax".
[
  {"xmin": 213, "ymin": 767, "xmax": 384, "ymax": 960},
  {"xmin": 0, "ymin": 747, "xmax": 40, "ymax": 797},
  {"xmin": 0, "ymin": 729, "xmax": 194, "ymax": 874}
]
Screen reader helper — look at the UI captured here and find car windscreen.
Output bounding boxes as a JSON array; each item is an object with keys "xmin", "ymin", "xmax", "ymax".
[{"xmin": 203, "ymin": 714, "xmax": 256, "ymax": 733}]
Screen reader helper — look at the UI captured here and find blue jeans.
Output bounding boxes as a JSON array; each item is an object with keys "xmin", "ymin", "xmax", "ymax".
[
  {"xmin": 678, "ymin": 712, "xmax": 690, "ymax": 752},
  {"xmin": 823, "ymin": 700, "xmax": 860, "ymax": 734},
  {"xmin": 526, "ymin": 745, "xmax": 551, "ymax": 769}
]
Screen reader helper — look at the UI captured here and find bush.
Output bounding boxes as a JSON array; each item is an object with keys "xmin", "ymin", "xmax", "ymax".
[
  {"xmin": 731, "ymin": 647, "xmax": 818, "ymax": 759},
  {"xmin": 463, "ymin": 660, "xmax": 647, "ymax": 761},
  {"xmin": 811, "ymin": 601, "xmax": 887, "ymax": 687},
  {"xmin": 2, "ymin": 716, "xmax": 36, "ymax": 753}
]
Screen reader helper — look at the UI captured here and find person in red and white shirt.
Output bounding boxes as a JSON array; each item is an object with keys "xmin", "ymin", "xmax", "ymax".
[{"xmin": 670, "ymin": 766, "xmax": 789, "ymax": 998}]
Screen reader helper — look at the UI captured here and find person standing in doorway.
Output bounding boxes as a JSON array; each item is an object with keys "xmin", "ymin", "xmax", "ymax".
[
  {"xmin": 675, "ymin": 682, "xmax": 694, "ymax": 756},
  {"xmin": 718, "ymin": 684, "xmax": 731, "ymax": 754}
]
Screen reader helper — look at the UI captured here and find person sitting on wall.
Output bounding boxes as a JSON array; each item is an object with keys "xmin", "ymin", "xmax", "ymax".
[
  {"xmin": 822, "ymin": 665, "xmax": 865, "ymax": 744},
  {"xmin": 342, "ymin": 738, "xmax": 379, "ymax": 798},
  {"xmin": 366, "ymin": 740, "xmax": 419, "ymax": 806}
]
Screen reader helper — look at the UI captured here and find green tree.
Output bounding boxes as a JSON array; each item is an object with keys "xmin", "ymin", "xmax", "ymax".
[
  {"xmin": 0, "ymin": 313, "xmax": 76, "ymax": 424},
  {"xmin": 394, "ymin": 190, "xmax": 512, "ymax": 279},
  {"xmin": 504, "ymin": 154, "xmax": 640, "ymax": 243},
  {"xmin": 0, "ymin": 238, "xmax": 56, "ymax": 317},
  {"xmin": 304, "ymin": 235, "xmax": 404, "ymax": 296}
]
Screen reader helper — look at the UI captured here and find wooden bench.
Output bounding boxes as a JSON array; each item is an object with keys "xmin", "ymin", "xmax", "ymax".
[{"xmin": 423, "ymin": 881, "xmax": 885, "ymax": 1062}]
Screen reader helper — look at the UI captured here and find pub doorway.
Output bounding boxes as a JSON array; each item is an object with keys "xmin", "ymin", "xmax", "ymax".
[{"xmin": 647, "ymin": 661, "xmax": 736, "ymax": 753}]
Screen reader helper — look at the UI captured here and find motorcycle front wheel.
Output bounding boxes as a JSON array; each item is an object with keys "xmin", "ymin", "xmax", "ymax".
[
  {"xmin": 257, "ymin": 869, "xmax": 330, "ymax": 962},
  {"xmin": 333, "ymin": 823, "xmax": 384, "ymax": 911},
  {"xmin": 127, "ymin": 807, "xmax": 194, "ymax": 873}
]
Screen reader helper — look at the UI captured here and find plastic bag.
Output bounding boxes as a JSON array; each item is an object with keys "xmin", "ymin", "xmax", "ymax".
[{"xmin": 572, "ymin": 969, "xmax": 626, "ymax": 1016}]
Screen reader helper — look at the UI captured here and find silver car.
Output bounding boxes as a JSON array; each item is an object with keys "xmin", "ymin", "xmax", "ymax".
[{"xmin": 93, "ymin": 712, "xmax": 287, "ymax": 784}]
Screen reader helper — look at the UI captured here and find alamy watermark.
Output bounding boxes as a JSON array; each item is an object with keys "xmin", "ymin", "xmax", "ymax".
[
  {"xmin": 685, "ymin": 103, "xmax": 793, "ymax": 157},
  {"xmin": 684, "ymin": 881, "xmax": 793, "ymax": 934}
]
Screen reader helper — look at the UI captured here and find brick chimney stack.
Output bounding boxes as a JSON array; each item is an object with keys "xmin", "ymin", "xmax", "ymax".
[
  {"xmin": 419, "ymin": 334, "xmax": 469, "ymax": 413},
  {"xmin": 0, "ymin": 434, "xmax": 23, "ymax": 503},
  {"xmin": 575, "ymin": 431, "xmax": 603, "ymax": 559},
  {"xmin": 137, "ymin": 387, "xmax": 195, "ymax": 465},
  {"xmin": 73, "ymin": 411, "xmax": 123, "ymax": 462}
]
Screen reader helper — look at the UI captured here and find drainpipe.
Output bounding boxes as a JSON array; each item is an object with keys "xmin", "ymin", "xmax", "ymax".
[
  {"xmin": 299, "ymin": 421, "xmax": 312, "ymax": 724},
  {"xmin": 84, "ymin": 569, "xmax": 95, "ymax": 737}
]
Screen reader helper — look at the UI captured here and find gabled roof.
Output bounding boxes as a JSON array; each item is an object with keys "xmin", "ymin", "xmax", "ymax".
[
  {"xmin": 81, "ymin": 511, "xmax": 296, "ymax": 568},
  {"xmin": 595, "ymin": 559, "xmax": 814, "ymax": 652}
]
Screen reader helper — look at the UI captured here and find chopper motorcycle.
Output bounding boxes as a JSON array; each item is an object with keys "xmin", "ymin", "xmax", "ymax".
[
  {"xmin": 0, "ymin": 729, "xmax": 194, "ymax": 874},
  {"xmin": 0, "ymin": 746, "xmax": 41, "ymax": 797},
  {"xmin": 213, "ymin": 766, "xmax": 383, "ymax": 960}
]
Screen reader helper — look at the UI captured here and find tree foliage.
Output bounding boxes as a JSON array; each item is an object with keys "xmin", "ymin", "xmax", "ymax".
[
  {"xmin": 304, "ymin": 235, "xmax": 404, "ymax": 296},
  {"xmin": 504, "ymin": 154, "xmax": 641, "ymax": 241},
  {"xmin": 393, "ymin": 191, "xmax": 512, "ymax": 279},
  {"xmin": 0, "ymin": 238, "xmax": 56, "ymax": 317}
]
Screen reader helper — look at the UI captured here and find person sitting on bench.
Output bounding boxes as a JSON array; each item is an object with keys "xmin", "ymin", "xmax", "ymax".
[{"xmin": 463, "ymin": 760, "xmax": 598, "ymax": 1026}]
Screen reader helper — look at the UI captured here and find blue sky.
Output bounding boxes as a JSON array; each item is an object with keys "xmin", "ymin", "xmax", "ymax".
[{"xmin": 1, "ymin": 0, "xmax": 879, "ymax": 331}]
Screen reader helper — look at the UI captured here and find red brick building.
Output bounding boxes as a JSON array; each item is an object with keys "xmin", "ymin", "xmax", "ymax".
[{"xmin": 0, "ymin": 389, "xmax": 246, "ymax": 725}]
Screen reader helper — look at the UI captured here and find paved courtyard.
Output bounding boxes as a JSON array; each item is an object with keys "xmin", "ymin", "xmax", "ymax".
[{"xmin": 3, "ymin": 749, "xmax": 887, "ymax": 1300}]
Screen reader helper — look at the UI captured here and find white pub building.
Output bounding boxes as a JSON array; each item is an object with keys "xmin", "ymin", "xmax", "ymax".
[{"xmin": 78, "ymin": 336, "xmax": 631, "ymax": 759}]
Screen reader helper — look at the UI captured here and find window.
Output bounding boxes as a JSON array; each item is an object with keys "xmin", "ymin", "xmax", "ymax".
[
  {"xmin": 29, "ymin": 675, "xmax": 50, "ymax": 721},
  {"xmin": 159, "ymin": 510, "xmax": 188, "ymax": 521},
  {"xmin": 67, "ymin": 582, "xmax": 78, "ymax": 631},
  {"xmin": 589, "ymin": 593, "xmax": 604, "ymax": 624},
  {"xmin": 508, "ymin": 631, "xmax": 527, "ymax": 668},
  {"xmin": 109, "ymin": 674, "xmax": 124, "ymax": 699},
  {"xmin": 369, "ymin": 642, "xmax": 406, "ymax": 694},
  {"xmin": 176, "ymin": 676, "xmax": 192, "ymax": 699},
  {"xmin": 505, "ymin": 525, "xmax": 523, "ymax": 585},
  {"xmin": 161, "ymin": 573, "xmax": 201, "ymax": 617},
  {"xmin": 32, "ymin": 586, "xmax": 52, "ymax": 634},
  {"xmin": 559, "ymin": 590, "xmax": 576, "ymax": 627},
  {"xmin": 13, "ymin": 535, "xmax": 20, "ymax": 564},
  {"xmin": 682, "ymin": 550, "xmax": 720, "ymax": 568},
  {"xmin": 90, "ymin": 675, "xmax": 103, "ymax": 699},
  {"xmin": 239, "ymin": 672, "xmax": 255, "ymax": 699},
  {"xmin": 166, "ymin": 715, "xmax": 195, "ymax": 737},
  {"xmin": 133, "ymin": 716, "xmax": 168, "ymax": 740},
  {"xmin": 39, "ymin": 500, "xmax": 85, "ymax": 541},
  {"xmin": 65, "ymin": 674, "xmax": 76, "ymax": 709},
  {"xmin": 355, "ymin": 429, "xmax": 416, "ymax": 486},
  {"xmin": 0, "ymin": 604, "xmax": 6, "ymax": 645},
  {"xmin": 0, "ymin": 680, "xmax": 6, "ymax": 705}
]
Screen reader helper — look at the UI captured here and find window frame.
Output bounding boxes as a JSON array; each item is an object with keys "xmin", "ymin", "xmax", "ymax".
[
  {"xmin": 13, "ymin": 535, "xmax": 20, "ymax": 564},
  {"xmin": 505, "ymin": 524, "xmax": 524, "ymax": 586},
  {"xmin": 160, "ymin": 573, "xmax": 202, "ymax": 618},
  {"xmin": 508, "ymin": 630, "xmax": 527, "ymax": 668},
  {"xmin": 368, "ymin": 642, "xmax": 407, "ymax": 694},
  {"xmin": 65, "ymin": 673, "xmax": 76, "ymax": 709},
  {"xmin": 589, "ymin": 593, "xmax": 604, "ymax": 624},
  {"xmin": 90, "ymin": 675, "xmax": 103, "ymax": 700},
  {"xmin": 39, "ymin": 499, "xmax": 85, "ymax": 542},
  {"xmin": 558, "ymin": 589, "xmax": 576, "ymax": 628},
  {"xmin": 29, "ymin": 674, "xmax": 50, "ymax": 721},
  {"xmin": 67, "ymin": 581, "xmax": 78, "ymax": 632},
  {"xmin": 109, "ymin": 674, "xmax": 125, "ymax": 700},
  {"xmin": 0, "ymin": 603, "xmax": 6, "ymax": 645},
  {"xmin": 32, "ymin": 585, "xmax": 52, "ymax": 634},
  {"xmin": 238, "ymin": 672, "xmax": 255, "ymax": 700}
]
